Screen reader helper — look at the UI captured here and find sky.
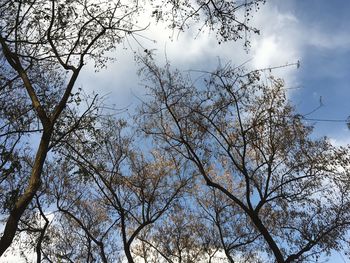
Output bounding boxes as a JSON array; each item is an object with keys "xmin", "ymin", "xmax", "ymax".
[
  {"xmin": 77, "ymin": 2, "xmax": 350, "ymax": 261},
  {"xmin": 78, "ymin": 0, "xmax": 350, "ymax": 146},
  {"xmin": 2, "ymin": 0, "xmax": 350, "ymax": 262}
]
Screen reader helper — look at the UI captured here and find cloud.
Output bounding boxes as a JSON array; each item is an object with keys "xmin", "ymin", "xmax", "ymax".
[
  {"xmin": 79, "ymin": 1, "xmax": 305, "ymax": 105},
  {"xmin": 77, "ymin": 0, "xmax": 349, "ymax": 137},
  {"xmin": 251, "ymin": 10, "xmax": 300, "ymax": 67},
  {"xmin": 248, "ymin": 3, "xmax": 302, "ymax": 89},
  {"xmin": 329, "ymin": 136, "xmax": 350, "ymax": 147},
  {"xmin": 305, "ymin": 30, "xmax": 350, "ymax": 50}
]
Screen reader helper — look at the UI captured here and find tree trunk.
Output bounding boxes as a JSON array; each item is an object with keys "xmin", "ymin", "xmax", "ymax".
[
  {"xmin": 250, "ymin": 213, "xmax": 285, "ymax": 263},
  {"xmin": 125, "ymin": 244, "xmax": 135, "ymax": 263},
  {"xmin": 0, "ymin": 131, "xmax": 51, "ymax": 256}
]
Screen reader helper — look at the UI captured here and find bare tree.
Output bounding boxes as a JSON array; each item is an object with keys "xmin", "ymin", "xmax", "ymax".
[
  {"xmin": 0, "ymin": 0, "xmax": 143, "ymax": 254},
  {"xmin": 37, "ymin": 118, "xmax": 191, "ymax": 262},
  {"xmin": 138, "ymin": 59, "xmax": 350, "ymax": 263},
  {"xmin": 137, "ymin": 202, "xmax": 222, "ymax": 263},
  {"xmin": 195, "ymin": 185, "xmax": 261, "ymax": 262},
  {"xmin": 0, "ymin": 0, "xmax": 266, "ymax": 256}
]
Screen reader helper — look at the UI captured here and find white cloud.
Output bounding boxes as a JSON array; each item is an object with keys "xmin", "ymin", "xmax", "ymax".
[
  {"xmin": 301, "ymin": 25, "xmax": 350, "ymax": 50},
  {"xmin": 79, "ymin": 1, "xmax": 306, "ymax": 106},
  {"xmin": 248, "ymin": 4, "xmax": 302, "ymax": 89},
  {"xmin": 329, "ymin": 136, "xmax": 350, "ymax": 147}
]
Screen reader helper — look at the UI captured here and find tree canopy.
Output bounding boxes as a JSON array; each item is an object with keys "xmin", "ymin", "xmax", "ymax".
[
  {"xmin": 1, "ymin": 0, "xmax": 350, "ymax": 262},
  {"xmin": 138, "ymin": 60, "xmax": 350, "ymax": 262}
]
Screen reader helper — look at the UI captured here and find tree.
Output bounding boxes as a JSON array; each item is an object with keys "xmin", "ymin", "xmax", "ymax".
[
  {"xmin": 35, "ymin": 118, "xmax": 190, "ymax": 262},
  {"xmin": 194, "ymin": 184, "xmax": 261, "ymax": 262},
  {"xmin": 136, "ymin": 203, "xmax": 212, "ymax": 263},
  {"xmin": 0, "ymin": 0, "xmax": 265, "ymax": 256},
  {"xmin": 138, "ymin": 59, "xmax": 350, "ymax": 262},
  {"xmin": 0, "ymin": 0, "xmax": 140, "ymax": 254}
]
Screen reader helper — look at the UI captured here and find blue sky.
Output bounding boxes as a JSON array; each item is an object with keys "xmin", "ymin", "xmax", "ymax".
[
  {"xmin": 78, "ymin": 1, "xmax": 350, "ymax": 262},
  {"xmin": 79, "ymin": 0, "xmax": 350, "ymax": 148},
  {"xmin": 288, "ymin": 0, "xmax": 350, "ymax": 144},
  {"xmin": 79, "ymin": 1, "xmax": 350, "ymax": 262}
]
